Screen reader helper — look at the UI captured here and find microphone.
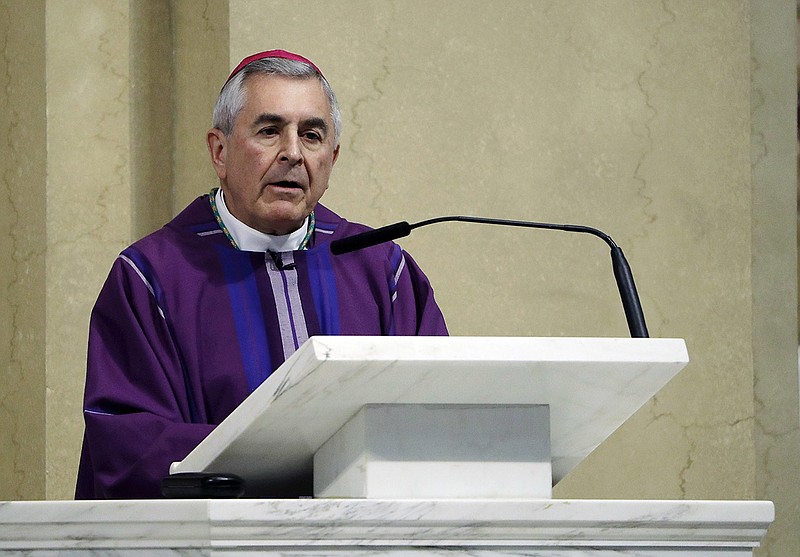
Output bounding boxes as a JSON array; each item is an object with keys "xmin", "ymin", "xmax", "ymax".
[{"xmin": 329, "ymin": 215, "xmax": 649, "ymax": 338}]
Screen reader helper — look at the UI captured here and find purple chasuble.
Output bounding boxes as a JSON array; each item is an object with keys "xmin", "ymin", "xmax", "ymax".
[{"xmin": 76, "ymin": 195, "xmax": 447, "ymax": 499}]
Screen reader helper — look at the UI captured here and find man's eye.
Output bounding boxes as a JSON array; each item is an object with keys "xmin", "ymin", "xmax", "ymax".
[
  {"xmin": 303, "ymin": 131, "xmax": 322, "ymax": 142},
  {"xmin": 259, "ymin": 127, "xmax": 278, "ymax": 136}
]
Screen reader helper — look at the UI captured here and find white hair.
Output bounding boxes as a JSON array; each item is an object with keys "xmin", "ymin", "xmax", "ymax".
[{"xmin": 212, "ymin": 57, "xmax": 342, "ymax": 147}]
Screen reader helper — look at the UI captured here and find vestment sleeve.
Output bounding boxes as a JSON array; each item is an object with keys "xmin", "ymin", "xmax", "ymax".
[
  {"xmin": 392, "ymin": 249, "xmax": 449, "ymax": 335},
  {"xmin": 76, "ymin": 256, "xmax": 213, "ymax": 499}
]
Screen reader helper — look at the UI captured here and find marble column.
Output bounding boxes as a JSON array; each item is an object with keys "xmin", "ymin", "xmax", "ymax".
[
  {"xmin": 751, "ymin": 3, "xmax": 799, "ymax": 555},
  {"xmin": 0, "ymin": 0, "xmax": 47, "ymax": 500},
  {"xmin": 0, "ymin": 0, "xmax": 228, "ymax": 500},
  {"xmin": 171, "ymin": 0, "xmax": 229, "ymax": 210},
  {"xmin": 44, "ymin": 0, "xmax": 133, "ymax": 498}
]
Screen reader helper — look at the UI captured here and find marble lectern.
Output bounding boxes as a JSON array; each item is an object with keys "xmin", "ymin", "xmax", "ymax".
[
  {"xmin": 170, "ymin": 336, "xmax": 690, "ymax": 498},
  {"xmin": 0, "ymin": 336, "xmax": 775, "ymax": 555}
]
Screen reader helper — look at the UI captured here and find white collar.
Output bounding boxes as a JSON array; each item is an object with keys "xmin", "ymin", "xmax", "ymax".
[{"xmin": 215, "ymin": 189, "xmax": 308, "ymax": 252}]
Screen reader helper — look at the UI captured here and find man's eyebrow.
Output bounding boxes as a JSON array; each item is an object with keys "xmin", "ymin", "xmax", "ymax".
[
  {"xmin": 252, "ymin": 113, "xmax": 285, "ymax": 127},
  {"xmin": 303, "ymin": 117, "xmax": 329, "ymax": 133},
  {"xmin": 251, "ymin": 113, "xmax": 329, "ymax": 134}
]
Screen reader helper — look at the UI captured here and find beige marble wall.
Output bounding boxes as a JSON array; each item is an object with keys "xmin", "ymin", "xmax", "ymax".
[
  {"xmin": 0, "ymin": 0, "xmax": 797, "ymax": 553},
  {"xmin": 751, "ymin": 3, "xmax": 799, "ymax": 555},
  {"xmin": 130, "ymin": 1, "xmax": 174, "ymax": 238},
  {"xmin": 171, "ymin": 0, "xmax": 229, "ymax": 210},
  {"xmin": 0, "ymin": 0, "xmax": 47, "ymax": 500},
  {"xmin": 229, "ymin": 0, "xmax": 753, "ymax": 486}
]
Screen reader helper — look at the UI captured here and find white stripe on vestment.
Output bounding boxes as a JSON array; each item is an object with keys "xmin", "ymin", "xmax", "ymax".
[
  {"xmin": 393, "ymin": 254, "xmax": 406, "ymax": 285},
  {"xmin": 84, "ymin": 408, "xmax": 116, "ymax": 416},
  {"xmin": 196, "ymin": 229, "xmax": 224, "ymax": 237},
  {"xmin": 266, "ymin": 252, "xmax": 309, "ymax": 359},
  {"xmin": 391, "ymin": 254, "xmax": 406, "ymax": 302},
  {"xmin": 119, "ymin": 254, "xmax": 166, "ymax": 319},
  {"xmin": 283, "ymin": 254, "xmax": 308, "ymax": 351}
]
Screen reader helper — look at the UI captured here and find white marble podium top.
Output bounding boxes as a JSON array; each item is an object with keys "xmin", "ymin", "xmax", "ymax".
[
  {"xmin": 0, "ymin": 498, "xmax": 774, "ymax": 555},
  {"xmin": 172, "ymin": 336, "xmax": 689, "ymax": 486}
]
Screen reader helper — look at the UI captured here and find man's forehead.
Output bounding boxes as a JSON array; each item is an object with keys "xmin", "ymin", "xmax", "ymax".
[
  {"xmin": 239, "ymin": 75, "xmax": 333, "ymax": 128},
  {"xmin": 243, "ymin": 75, "xmax": 329, "ymax": 110}
]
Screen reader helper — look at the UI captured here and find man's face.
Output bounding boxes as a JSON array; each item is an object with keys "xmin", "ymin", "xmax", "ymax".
[{"xmin": 208, "ymin": 73, "xmax": 339, "ymax": 235}]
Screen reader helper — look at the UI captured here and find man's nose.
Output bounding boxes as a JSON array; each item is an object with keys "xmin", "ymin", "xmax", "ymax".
[{"xmin": 278, "ymin": 134, "xmax": 303, "ymax": 165}]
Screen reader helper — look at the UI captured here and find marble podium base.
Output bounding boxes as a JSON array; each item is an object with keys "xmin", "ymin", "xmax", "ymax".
[
  {"xmin": 0, "ymin": 498, "xmax": 773, "ymax": 556},
  {"xmin": 314, "ymin": 404, "xmax": 552, "ymax": 499}
]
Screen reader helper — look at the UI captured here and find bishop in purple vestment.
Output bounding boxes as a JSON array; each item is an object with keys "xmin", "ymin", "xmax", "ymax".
[{"xmin": 75, "ymin": 50, "xmax": 447, "ymax": 499}]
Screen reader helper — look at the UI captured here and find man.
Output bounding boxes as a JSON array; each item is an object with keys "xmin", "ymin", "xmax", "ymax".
[{"xmin": 75, "ymin": 50, "xmax": 447, "ymax": 499}]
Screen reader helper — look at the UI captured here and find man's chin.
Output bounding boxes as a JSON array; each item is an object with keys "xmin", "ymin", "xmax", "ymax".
[{"xmin": 254, "ymin": 205, "xmax": 310, "ymax": 236}]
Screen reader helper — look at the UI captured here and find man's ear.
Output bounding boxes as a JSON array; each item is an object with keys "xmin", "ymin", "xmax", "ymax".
[
  {"xmin": 207, "ymin": 128, "xmax": 227, "ymax": 180},
  {"xmin": 332, "ymin": 144, "xmax": 340, "ymax": 166}
]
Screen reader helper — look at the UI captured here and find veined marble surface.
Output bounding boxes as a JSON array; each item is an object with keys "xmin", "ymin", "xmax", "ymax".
[
  {"xmin": 172, "ymin": 336, "xmax": 689, "ymax": 492},
  {"xmin": 0, "ymin": 498, "xmax": 773, "ymax": 556},
  {"xmin": 314, "ymin": 404, "xmax": 553, "ymax": 498}
]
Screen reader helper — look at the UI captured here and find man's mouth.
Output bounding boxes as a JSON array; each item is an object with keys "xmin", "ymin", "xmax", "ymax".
[{"xmin": 269, "ymin": 180, "xmax": 303, "ymax": 189}]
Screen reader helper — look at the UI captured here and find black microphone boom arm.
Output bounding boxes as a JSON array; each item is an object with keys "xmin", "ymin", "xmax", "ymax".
[{"xmin": 329, "ymin": 215, "xmax": 649, "ymax": 338}]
